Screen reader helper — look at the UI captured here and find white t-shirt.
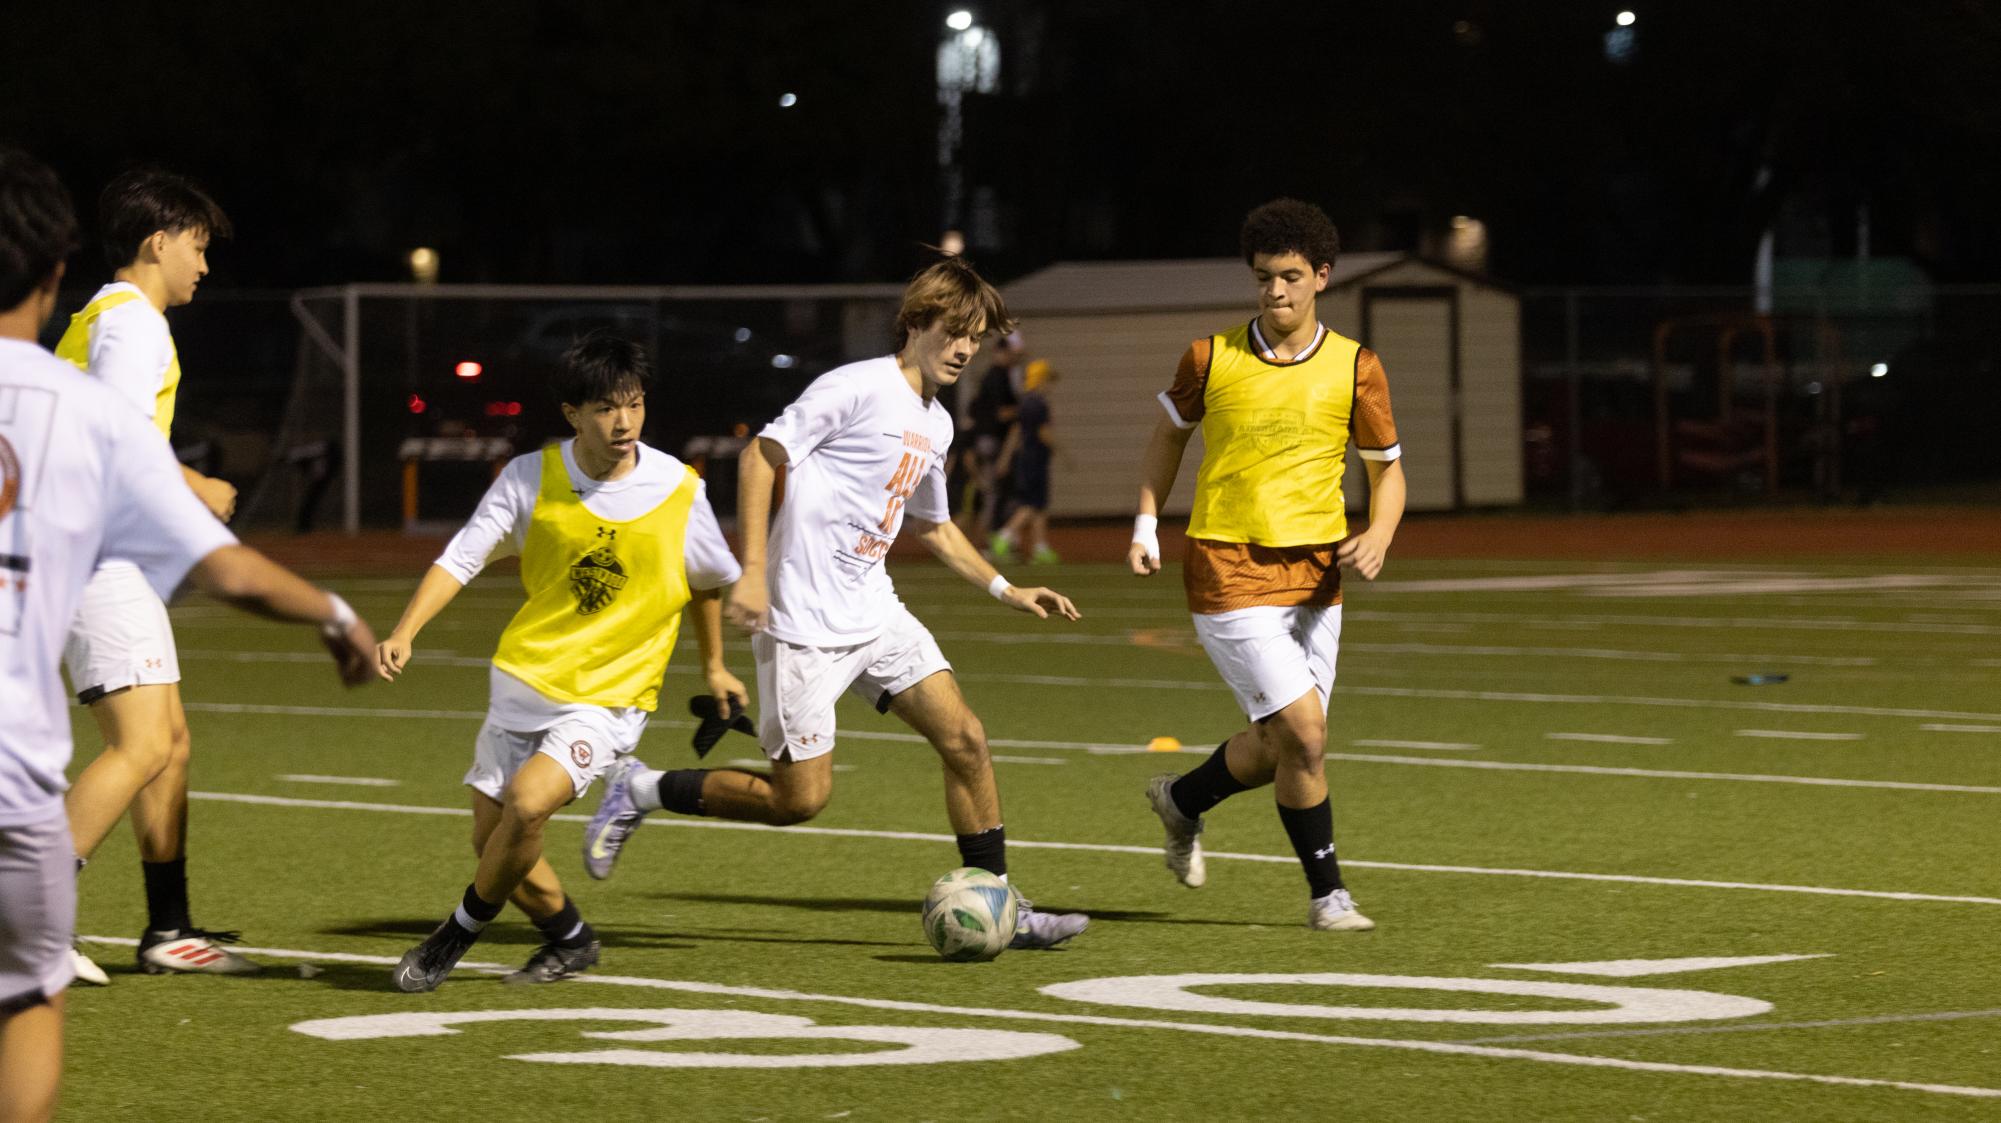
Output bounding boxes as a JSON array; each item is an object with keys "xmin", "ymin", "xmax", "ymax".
[
  {"xmin": 77, "ymin": 282, "xmax": 174, "ymax": 422},
  {"xmin": 0, "ymin": 338, "xmax": 235, "ymax": 826},
  {"xmin": 435, "ymin": 439, "xmax": 741, "ymax": 731},
  {"xmin": 758, "ymin": 356, "xmax": 953, "ymax": 646}
]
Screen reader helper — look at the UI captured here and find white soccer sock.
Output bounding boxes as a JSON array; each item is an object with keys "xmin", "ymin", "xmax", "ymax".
[
  {"xmin": 630, "ymin": 769, "xmax": 664, "ymax": 812},
  {"xmin": 452, "ymin": 904, "xmax": 490, "ymax": 933}
]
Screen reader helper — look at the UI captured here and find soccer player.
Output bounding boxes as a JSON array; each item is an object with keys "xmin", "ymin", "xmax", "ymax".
[
  {"xmin": 583, "ymin": 257, "xmax": 1090, "ymax": 950},
  {"xmin": 992, "ymin": 358, "xmax": 1060, "ymax": 564},
  {"xmin": 0, "ymin": 146, "xmax": 376, "ymax": 1123},
  {"xmin": 377, "ymin": 334, "xmax": 743, "ymax": 992},
  {"xmin": 1128, "ymin": 199, "xmax": 1405, "ymax": 932},
  {"xmin": 54, "ymin": 168, "xmax": 251, "ymax": 981}
]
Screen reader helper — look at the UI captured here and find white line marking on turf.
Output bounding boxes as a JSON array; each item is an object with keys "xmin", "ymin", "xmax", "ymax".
[
  {"xmin": 175, "ymin": 703, "xmax": 2001, "ymax": 793},
  {"xmin": 68, "ymin": 935, "xmax": 2001, "ymax": 1100},
  {"xmin": 1324, "ymin": 753, "xmax": 2001, "ymax": 794},
  {"xmin": 1546, "ymin": 733, "xmax": 1675, "ymax": 746},
  {"xmin": 1735, "ymin": 730, "xmax": 1865, "ymax": 741},
  {"xmin": 275, "ymin": 774, "xmax": 401, "ymax": 787},
  {"xmin": 183, "ymin": 790, "xmax": 2001, "ymax": 907},
  {"xmin": 991, "ymin": 755, "xmax": 1068, "ymax": 765},
  {"xmin": 1460, "ymin": 1008, "xmax": 2001, "ymax": 1046},
  {"xmin": 1346, "ymin": 609, "xmax": 2001, "ymax": 638},
  {"xmin": 1351, "ymin": 740, "xmax": 1482, "ymax": 752},
  {"xmin": 1490, "ymin": 955, "xmax": 1828, "ymax": 978},
  {"xmin": 1922, "ymin": 723, "xmax": 2001, "ymax": 734}
]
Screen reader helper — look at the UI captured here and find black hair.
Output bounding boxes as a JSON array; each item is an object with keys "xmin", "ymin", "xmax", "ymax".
[
  {"xmin": 554, "ymin": 332, "xmax": 651, "ymax": 407},
  {"xmin": 99, "ymin": 166, "xmax": 232, "ymax": 270},
  {"xmin": 0, "ymin": 146, "xmax": 79, "ymax": 311},
  {"xmin": 1240, "ymin": 198, "xmax": 1340, "ymax": 271}
]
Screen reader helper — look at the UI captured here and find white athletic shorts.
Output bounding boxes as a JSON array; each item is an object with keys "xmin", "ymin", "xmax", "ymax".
[
  {"xmin": 753, "ymin": 602, "xmax": 951, "ymax": 763},
  {"xmin": 0, "ymin": 813, "xmax": 77, "ymax": 1011},
  {"xmin": 464, "ymin": 705, "xmax": 648, "ymax": 802},
  {"xmin": 64, "ymin": 562, "xmax": 180, "ymax": 704},
  {"xmin": 1192, "ymin": 603, "xmax": 1343, "ymax": 722}
]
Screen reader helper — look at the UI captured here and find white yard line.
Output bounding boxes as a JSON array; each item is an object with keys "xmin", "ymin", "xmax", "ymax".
[
  {"xmin": 1735, "ymin": 731, "xmax": 1865, "ymax": 742},
  {"xmin": 1350, "ymin": 740, "xmax": 1482, "ymax": 752},
  {"xmin": 68, "ymin": 934, "xmax": 2001, "ymax": 1100},
  {"xmin": 1459, "ymin": 1007, "xmax": 2001, "ymax": 1046},
  {"xmin": 1345, "ymin": 609, "xmax": 2001, "ymax": 638},
  {"xmin": 184, "ymin": 790, "xmax": 2001, "ymax": 907},
  {"xmin": 175, "ymin": 703, "xmax": 2001, "ymax": 794},
  {"xmin": 1921, "ymin": 723, "xmax": 2001, "ymax": 734},
  {"xmin": 1547, "ymin": 733, "xmax": 1674, "ymax": 746},
  {"xmin": 275, "ymin": 774, "xmax": 401, "ymax": 787}
]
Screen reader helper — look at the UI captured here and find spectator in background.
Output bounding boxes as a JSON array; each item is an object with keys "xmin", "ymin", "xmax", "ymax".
[
  {"xmin": 960, "ymin": 331, "xmax": 1025, "ymax": 540},
  {"xmin": 991, "ymin": 359, "xmax": 1061, "ymax": 565}
]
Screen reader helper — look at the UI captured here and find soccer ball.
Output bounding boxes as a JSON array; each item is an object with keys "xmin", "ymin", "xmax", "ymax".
[{"xmin": 921, "ymin": 867, "xmax": 1018, "ymax": 962}]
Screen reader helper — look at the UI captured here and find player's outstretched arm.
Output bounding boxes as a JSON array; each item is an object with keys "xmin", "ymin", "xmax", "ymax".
[
  {"xmin": 1335, "ymin": 459, "xmax": 1406, "ymax": 581},
  {"xmin": 180, "ymin": 463, "xmax": 238, "ymax": 523},
  {"xmin": 187, "ymin": 544, "xmax": 376, "ymax": 686},
  {"xmin": 688, "ymin": 585, "xmax": 749, "ymax": 709},
  {"xmin": 727, "ymin": 437, "xmax": 786, "ymax": 633},
  {"xmin": 1130, "ymin": 415, "xmax": 1194, "ymax": 576},
  {"xmin": 908, "ymin": 516, "xmax": 1081, "ymax": 622},
  {"xmin": 376, "ymin": 564, "xmax": 466, "ymax": 681}
]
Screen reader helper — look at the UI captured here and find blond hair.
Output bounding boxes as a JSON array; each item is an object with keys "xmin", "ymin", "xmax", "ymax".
[{"xmin": 895, "ymin": 253, "xmax": 1017, "ymax": 344}]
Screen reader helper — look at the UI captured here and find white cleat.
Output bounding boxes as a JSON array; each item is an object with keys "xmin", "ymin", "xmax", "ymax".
[
  {"xmin": 1307, "ymin": 888, "xmax": 1376, "ymax": 932},
  {"xmin": 1009, "ymin": 893, "xmax": 1089, "ymax": 950},
  {"xmin": 137, "ymin": 928, "xmax": 263, "ymax": 975},
  {"xmin": 1145, "ymin": 774, "xmax": 1207, "ymax": 887},
  {"xmin": 71, "ymin": 945, "xmax": 110, "ymax": 986}
]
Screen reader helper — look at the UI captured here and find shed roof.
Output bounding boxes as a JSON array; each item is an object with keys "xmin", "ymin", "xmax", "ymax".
[{"xmin": 1003, "ymin": 252, "xmax": 1464, "ymax": 314}]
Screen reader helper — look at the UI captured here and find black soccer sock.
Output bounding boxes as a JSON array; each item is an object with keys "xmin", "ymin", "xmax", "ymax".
[
  {"xmin": 1170, "ymin": 742, "xmax": 1251, "ymax": 821},
  {"xmin": 450, "ymin": 883, "xmax": 504, "ymax": 937},
  {"xmin": 1276, "ymin": 798, "xmax": 1345, "ymax": 898},
  {"xmin": 533, "ymin": 896, "xmax": 594, "ymax": 949},
  {"xmin": 141, "ymin": 858, "xmax": 191, "ymax": 935},
  {"xmin": 955, "ymin": 826, "xmax": 1007, "ymax": 879},
  {"xmin": 659, "ymin": 769, "xmax": 710, "ymax": 816}
]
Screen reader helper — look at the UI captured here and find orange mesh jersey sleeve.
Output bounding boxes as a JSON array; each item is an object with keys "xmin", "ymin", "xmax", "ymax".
[
  {"xmin": 1352, "ymin": 348, "xmax": 1401, "ymax": 458},
  {"xmin": 1158, "ymin": 339, "xmax": 1212, "ymax": 428}
]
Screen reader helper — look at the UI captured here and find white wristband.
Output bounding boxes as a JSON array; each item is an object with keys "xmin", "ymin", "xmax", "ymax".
[
  {"xmin": 987, "ymin": 574, "xmax": 1012, "ymax": 600},
  {"xmin": 1133, "ymin": 513, "xmax": 1160, "ymax": 561},
  {"xmin": 321, "ymin": 591, "xmax": 356, "ymax": 636}
]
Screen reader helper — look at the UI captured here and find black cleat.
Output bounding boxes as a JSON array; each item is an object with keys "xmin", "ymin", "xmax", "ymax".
[
  {"xmin": 393, "ymin": 921, "xmax": 478, "ymax": 993},
  {"xmin": 503, "ymin": 939, "xmax": 601, "ymax": 985}
]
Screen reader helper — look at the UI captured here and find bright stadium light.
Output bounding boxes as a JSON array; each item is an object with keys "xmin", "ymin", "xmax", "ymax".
[
  {"xmin": 1870, "ymin": 362, "xmax": 1889, "ymax": 378},
  {"xmin": 1616, "ymin": 10, "xmax": 1636, "ymax": 25},
  {"xmin": 455, "ymin": 360, "xmax": 483, "ymax": 380},
  {"xmin": 407, "ymin": 246, "xmax": 439, "ymax": 284},
  {"xmin": 946, "ymin": 9, "xmax": 974, "ymax": 30},
  {"xmin": 778, "ymin": 92, "xmax": 798, "ymax": 108}
]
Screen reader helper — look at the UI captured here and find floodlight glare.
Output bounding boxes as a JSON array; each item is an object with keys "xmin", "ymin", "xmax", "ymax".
[
  {"xmin": 455, "ymin": 361, "xmax": 483, "ymax": 380},
  {"xmin": 1616, "ymin": 10, "xmax": 1636, "ymax": 25},
  {"xmin": 778, "ymin": 92, "xmax": 797, "ymax": 108},
  {"xmin": 1870, "ymin": 363, "xmax": 1889, "ymax": 378},
  {"xmin": 946, "ymin": 10, "xmax": 974, "ymax": 31}
]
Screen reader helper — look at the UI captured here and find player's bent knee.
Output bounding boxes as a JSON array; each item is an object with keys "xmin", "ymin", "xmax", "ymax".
[{"xmin": 767, "ymin": 792, "xmax": 827, "ymax": 826}]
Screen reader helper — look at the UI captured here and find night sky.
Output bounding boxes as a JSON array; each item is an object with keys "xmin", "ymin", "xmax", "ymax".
[{"xmin": 7, "ymin": 0, "xmax": 2000, "ymax": 289}]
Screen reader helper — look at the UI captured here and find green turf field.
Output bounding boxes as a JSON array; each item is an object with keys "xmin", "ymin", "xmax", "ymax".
[{"xmin": 62, "ymin": 557, "xmax": 2001, "ymax": 1120}]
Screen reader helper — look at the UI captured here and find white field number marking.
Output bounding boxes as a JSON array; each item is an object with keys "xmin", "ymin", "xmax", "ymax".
[
  {"xmin": 291, "ymin": 1007, "xmax": 1079, "ymax": 1068},
  {"xmin": 1040, "ymin": 973, "xmax": 1771, "ymax": 1025}
]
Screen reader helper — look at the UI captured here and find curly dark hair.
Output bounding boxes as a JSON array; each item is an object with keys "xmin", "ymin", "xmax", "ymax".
[
  {"xmin": 1239, "ymin": 198, "xmax": 1339, "ymax": 271},
  {"xmin": 0, "ymin": 146, "xmax": 79, "ymax": 311}
]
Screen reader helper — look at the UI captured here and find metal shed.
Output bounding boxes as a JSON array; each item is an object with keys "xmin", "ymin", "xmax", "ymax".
[{"xmin": 995, "ymin": 253, "xmax": 1521, "ymax": 517}]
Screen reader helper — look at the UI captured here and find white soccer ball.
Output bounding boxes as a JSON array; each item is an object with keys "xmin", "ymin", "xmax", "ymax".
[{"xmin": 921, "ymin": 867, "xmax": 1018, "ymax": 962}]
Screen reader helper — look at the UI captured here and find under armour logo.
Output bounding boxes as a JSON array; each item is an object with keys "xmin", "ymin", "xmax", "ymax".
[
  {"xmin": 1253, "ymin": 692, "xmax": 1269, "ymax": 704},
  {"xmin": 1314, "ymin": 844, "xmax": 1336, "ymax": 860},
  {"xmin": 595, "ymin": 526, "xmax": 617, "ymax": 542}
]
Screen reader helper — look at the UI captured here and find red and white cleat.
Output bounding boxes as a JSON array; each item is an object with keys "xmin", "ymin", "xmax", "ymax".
[{"xmin": 137, "ymin": 928, "xmax": 263, "ymax": 976}]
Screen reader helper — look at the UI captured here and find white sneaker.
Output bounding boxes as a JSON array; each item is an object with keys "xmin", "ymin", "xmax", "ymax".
[
  {"xmin": 1008, "ymin": 892, "xmax": 1089, "ymax": 950},
  {"xmin": 1307, "ymin": 888, "xmax": 1376, "ymax": 932},
  {"xmin": 1145, "ymin": 774, "xmax": 1206, "ymax": 887},
  {"xmin": 71, "ymin": 945, "xmax": 110, "ymax": 986}
]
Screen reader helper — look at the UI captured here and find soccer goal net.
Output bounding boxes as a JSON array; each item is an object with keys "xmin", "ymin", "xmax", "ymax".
[{"xmin": 238, "ymin": 283, "xmax": 905, "ymax": 532}]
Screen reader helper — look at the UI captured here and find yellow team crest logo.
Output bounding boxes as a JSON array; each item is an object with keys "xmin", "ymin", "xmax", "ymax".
[
  {"xmin": 1245, "ymin": 408, "xmax": 1307, "ymax": 456},
  {"xmin": 569, "ymin": 527, "xmax": 630, "ymax": 615}
]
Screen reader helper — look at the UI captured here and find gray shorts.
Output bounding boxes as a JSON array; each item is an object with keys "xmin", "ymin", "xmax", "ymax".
[{"xmin": 0, "ymin": 813, "xmax": 76, "ymax": 1011}]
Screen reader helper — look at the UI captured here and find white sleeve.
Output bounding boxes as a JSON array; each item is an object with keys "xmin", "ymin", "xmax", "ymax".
[
  {"xmin": 88, "ymin": 302, "xmax": 171, "ymax": 421},
  {"xmin": 905, "ymin": 455, "xmax": 950, "ymax": 523},
  {"xmin": 434, "ymin": 455, "xmax": 538, "ymax": 584},
  {"xmin": 100, "ymin": 404, "xmax": 237, "ymax": 598},
  {"xmin": 757, "ymin": 371, "xmax": 857, "ymax": 465},
  {"xmin": 682, "ymin": 479, "xmax": 742, "ymax": 590}
]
